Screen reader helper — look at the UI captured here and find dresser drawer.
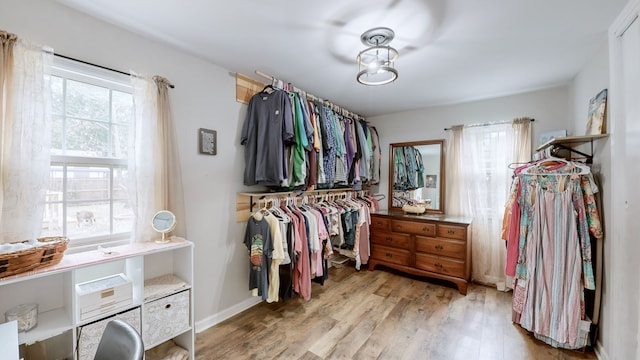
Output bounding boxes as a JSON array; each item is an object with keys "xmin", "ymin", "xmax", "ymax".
[
  {"xmin": 371, "ymin": 231, "xmax": 410, "ymax": 249},
  {"xmin": 391, "ymin": 220, "xmax": 436, "ymax": 237},
  {"xmin": 437, "ymin": 224, "xmax": 467, "ymax": 240},
  {"xmin": 370, "ymin": 216, "xmax": 391, "ymax": 231},
  {"xmin": 415, "ymin": 253, "xmax": 465, "ymax": 278},
  {"xmin": 371, "ymin": 245, "xmax": 410, "ymax": 266},
  {"xmin": 415, "ymin": 237, "xmax": 465, "ymax": 260}
]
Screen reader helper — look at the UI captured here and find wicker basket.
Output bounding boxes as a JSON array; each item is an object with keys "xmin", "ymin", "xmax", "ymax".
[{"xmin": 0, "ymin": 236, "xmax": 69, "ymax": 279}]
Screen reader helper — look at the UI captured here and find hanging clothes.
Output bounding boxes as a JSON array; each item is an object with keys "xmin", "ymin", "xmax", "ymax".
[
  {"xmin": 241, "ymin": 89, "xmax": 294, "ymax": 186},
  {"xmin": 243, "ymin": 214, "xmax": 273, "ymax": 301},
  {"xmin": 503, "ymin": 158, "xmax": 602, "ymax": 350}
]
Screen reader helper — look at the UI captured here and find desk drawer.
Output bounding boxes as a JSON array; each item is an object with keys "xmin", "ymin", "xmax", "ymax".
[
  {"xmin": 437, "ymin": 224, "xmax": 467, "ymax": 240},
  {"xmin": 371, "ymin": 231, "xmax": 410, "ymax": 250},
  {"xmin": 391, "ymin": 220, "xmax": 436, "ymax": 237},
  {"xmin": 415, "ymin": 237, "xmax": 465, "ymax": 260},
  {"xmin": 370, "ymin": 216, "xmax": 391, "ymax": 231},
  {"xmin": 371, "ymin": 245, "xmax": 410, "ymax": 266},
  {"xmin": 415, "ymin": 253, "xmax": 464, "ymax": 278}
]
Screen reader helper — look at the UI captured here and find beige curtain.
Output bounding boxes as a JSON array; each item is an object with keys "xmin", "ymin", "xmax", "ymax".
[
  {"xmin": 0, "ymin": 31, "xmax": 16, "ymax": 224},
  {"xmin": 445, "ymin": 125, "xmax": 464, "ymax": 216},
  {"xmin": 0, "ymin": 30, "xmax": 52, "ymax": 243},
  {"xmin": 446, "ymin": 118, "xmax": 531, "ymax": 287},
  {"xmin": 154, "ymin": 76, "xmax": 186, "ymax": 238},
  {"xmin": 130, "ymin": 74, "xmax": 186, "ymax": 242}
]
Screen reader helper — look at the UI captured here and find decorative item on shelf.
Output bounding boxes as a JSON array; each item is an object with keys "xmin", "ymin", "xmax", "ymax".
[
  {"xmin": 539, "ymin": 129, "xmax": 567, "ymax": 146},
  {"xmin": 151, "ymin": 210, "xmax": 177, "ymax": 244},
  {"xmin": 0, "ymin": 236, "xmax": 69, "ymax": 278},
  {"xmin": 585, "ymin": 89, "xmax": 607, "ymax": 135},
  {"xmin": 4, "ymin": 303, "xmax": 38, "ymax": 332},
  {"xmin": 356, "ymin": 27, "xmax": 399, "ymax": 86},
  {"xmin": 76, "ymin": 273, "xmax": 133, "ymax": 321},
  {"xmin": 402, "ymin": 203, "xmax": 426, "ymax": 215}
]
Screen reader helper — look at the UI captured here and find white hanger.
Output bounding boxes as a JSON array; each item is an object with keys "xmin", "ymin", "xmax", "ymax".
[{"xmin": 521, "ymin": 157, "xmax": 590, "ymax": 175}]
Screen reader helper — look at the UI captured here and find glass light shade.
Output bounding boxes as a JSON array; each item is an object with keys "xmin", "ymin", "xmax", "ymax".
[{"xmin": 356, "ymin": 45, "xmax": 399, "ymax": 86}]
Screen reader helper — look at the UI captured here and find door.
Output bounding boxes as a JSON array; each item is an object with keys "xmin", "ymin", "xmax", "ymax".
[{"xmin": 608, "ymin": 2, "xmax": 640, "ymax": 359}]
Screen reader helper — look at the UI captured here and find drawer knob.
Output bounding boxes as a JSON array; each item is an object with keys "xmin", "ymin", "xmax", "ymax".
[
  {"xmin": 385, "ymin": 237, "xmax": 393, "ymax": 242},
  {"xmin": 165, "ymin": 303, "xmax": 172, "ymax": 309},
  {"xmin": 435, "ymin": 262, "xmax": 443, "ymax": 268},
  {"xmin": 377, "ymin": 222, "xmax": 383, "ymax": 226},
  {"xmin": 422, "ymin": 227, "xmax": 430, "ymax": 233},
  {"xmin": 435, "ymin": 245, "xmax": 444, "ymax": 251},
  {"xmin": 447, "ymin": 230, "xmax": 455, "ymax": 235},
  {"xmin": 385, "ymin": 253, "xmax": 393, "ymax": 258},
  {"xmin": 396, "ymin": 225, "xmax": 403, "ymax": 229}
]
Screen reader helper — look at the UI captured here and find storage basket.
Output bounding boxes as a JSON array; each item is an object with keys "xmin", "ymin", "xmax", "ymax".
[{"xmin": 0, "ymin": 236, "xmax": 69, "ymax": 278}]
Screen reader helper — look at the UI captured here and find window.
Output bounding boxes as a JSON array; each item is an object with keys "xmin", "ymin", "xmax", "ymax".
[{"xmin": 41, "ymin": 58, "xmax": 134, "ymax": 245}]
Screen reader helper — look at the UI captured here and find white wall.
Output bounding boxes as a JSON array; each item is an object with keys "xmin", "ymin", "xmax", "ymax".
[
  {"xmin": 0, "ymin": 0, "xmax": 257, "ymax": 330},
  {"xmin": 368, "ymin": 86, "xmax": 570, "ymax": 210},
  {"xmin": 568, "ymin": 40, "xmax": 614, "ymax": 358}
]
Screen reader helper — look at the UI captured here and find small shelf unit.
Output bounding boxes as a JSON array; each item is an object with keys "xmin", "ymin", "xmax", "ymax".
[{"xmin": 0, "ymin": 237, "xmax": 194, "ymax": 359}]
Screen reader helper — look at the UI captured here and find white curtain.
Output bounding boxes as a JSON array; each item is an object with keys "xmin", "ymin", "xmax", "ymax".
[
  {"xmin": 446, "ymin": 119, "xmax": 531, "ymax": 286},
  {"xmin": 129, "ymin": 74, "xmax": 186, "ymax": 242},
  {"xmin": 0, "ymin": 31, "xmax": 52, "ymax": 243}
]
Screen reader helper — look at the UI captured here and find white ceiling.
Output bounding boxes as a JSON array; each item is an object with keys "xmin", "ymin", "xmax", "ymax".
[{"xmin": 56, "ymin": 0, "xmax": 627, "ymax": 117}]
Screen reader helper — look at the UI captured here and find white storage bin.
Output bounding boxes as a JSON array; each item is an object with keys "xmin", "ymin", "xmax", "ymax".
[
  {"xmin": 76, "ymin": 273, "xmax": 133, "ymax": 321},
  {"xmin": 143, "ymin": 290, "xmax": 190, "ymax": 347},
  {"xmin": 77, "ymin": 307, "xmax": 141, "ymax": 360}
]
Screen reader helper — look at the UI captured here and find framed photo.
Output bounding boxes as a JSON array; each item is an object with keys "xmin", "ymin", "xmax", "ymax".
[
  {"xmin": 585, "ymin": 89, "xmax": 607, "ymax": 135},
  {"xmin": 198, "ymin": 128, "xmax": 217, "ymax": 155},
  {"xmin": 539, "ymin": 129, "xmax": 567, "ymax": 146}
]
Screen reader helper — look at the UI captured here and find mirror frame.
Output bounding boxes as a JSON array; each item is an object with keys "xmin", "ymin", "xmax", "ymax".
[
  {"xmin": 151, "ymin": 210, "xmax": 177, "ymax": 243},
  {"xmin": 388, "ymin": 139, "xmax": 445, "ymax": 214}
]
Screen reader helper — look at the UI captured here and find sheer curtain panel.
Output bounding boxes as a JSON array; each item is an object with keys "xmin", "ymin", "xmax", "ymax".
[
  {"xmin": 129, "ymin": 74, "xmax": 186, "ymax": 243},
  {"xmin": 0, "ymin": 31, "xmax": 52, "ymax": 243},
  {"xmin": 446, "ymin": 119, "xmax": 531, "ymax": 287}
]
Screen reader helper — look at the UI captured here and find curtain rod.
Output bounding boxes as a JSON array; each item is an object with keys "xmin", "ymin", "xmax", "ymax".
[
  {"xmin": 444, "ymin": 118, "xmax": 534, "ymax": 131},
  {"xmin": 54, "ymin": 53, "xmax": 175, "ymax": 88},
  {"xmin": 254, "ymin": 70, "xmax": 363, "ymax": 119}
]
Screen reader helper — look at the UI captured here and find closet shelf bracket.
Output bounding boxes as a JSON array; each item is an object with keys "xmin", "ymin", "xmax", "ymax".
[{"xmin": 535, "ymin": 134, "xmax": 608, "ymax": 164}]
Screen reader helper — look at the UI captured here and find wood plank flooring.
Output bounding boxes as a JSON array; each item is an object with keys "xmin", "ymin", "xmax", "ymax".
[{"xmin": 195, "ymin": 264, "xmax": 596, "ymax": 360}]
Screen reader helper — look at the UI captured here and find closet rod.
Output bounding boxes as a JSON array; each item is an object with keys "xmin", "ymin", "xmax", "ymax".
[
  {"xmin": 253, "ymin": 70, "xmax": 362, "ymax": 119},
  {"xmin": 444, "ymin": 118, "xmax": 534, "ymax": 131},
  {"xmin": 54, "ymin": 53, "xmax": 175, "ymax": 88}
]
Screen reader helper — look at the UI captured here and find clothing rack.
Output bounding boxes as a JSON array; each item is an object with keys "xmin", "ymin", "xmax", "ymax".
[
  {"xmin": 236, "ymin": 189, "xmax": 380, "ymax": 222},
  {"xmin": 254, "ymin": 70, "xmax": 363, "ymax": 120}
]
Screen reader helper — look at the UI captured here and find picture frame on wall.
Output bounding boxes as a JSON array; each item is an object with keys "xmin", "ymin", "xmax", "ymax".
[
  {"xmin": 585, "ymin": 89, "xmax": 607, "ymax": 135},
  {"xmin": 198, "ymin": 128, "xmax": 217, "ymax": 155}
]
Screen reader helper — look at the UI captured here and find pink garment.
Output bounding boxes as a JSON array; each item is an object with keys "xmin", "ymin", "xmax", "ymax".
[{"xmin": 505, "ymin": 181, "xmax": 522, "ymax": 277}]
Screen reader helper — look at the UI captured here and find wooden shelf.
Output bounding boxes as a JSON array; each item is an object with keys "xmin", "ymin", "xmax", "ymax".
[
  {"xmin": 536, "ymin": 134, "xmax": 609, "ymax": 152},
  {"xmin": 535, "ymin": 134, "xmax": 609, "ymax": 164}
]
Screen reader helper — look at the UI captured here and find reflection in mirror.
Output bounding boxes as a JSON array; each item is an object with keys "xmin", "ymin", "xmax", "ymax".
[
  {"xmin": 389, "ymin": 139, "xmax": 445, "ymax": 214},
  {"xmin": 151, "ymin": 210, "xmax": 177, "ymax": 244}
]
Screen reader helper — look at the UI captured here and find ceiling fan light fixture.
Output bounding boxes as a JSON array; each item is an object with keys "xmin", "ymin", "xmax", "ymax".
[{"xmin": 356, "ymin": 27, "xmax": 399, "ymax": 86}]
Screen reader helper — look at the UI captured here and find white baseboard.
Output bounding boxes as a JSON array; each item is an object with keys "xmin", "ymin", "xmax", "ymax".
[
  {"xmin": 195, "ymin": 297, "xmax": 262, "ymax": 333},
  {"xmin": 594, "ymin": 340, "xmax": 609, "ymax": 360}
]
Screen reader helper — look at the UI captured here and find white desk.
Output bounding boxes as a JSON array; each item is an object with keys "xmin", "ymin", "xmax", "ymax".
[{"xmin": 0, "ymin": 320, "xmax": 19, "ymax": 360}]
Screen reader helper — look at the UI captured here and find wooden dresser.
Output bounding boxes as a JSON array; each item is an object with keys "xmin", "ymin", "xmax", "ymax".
[{"xmin": 368, "ymin": 211, "xmax": 472, "ymax": 295}]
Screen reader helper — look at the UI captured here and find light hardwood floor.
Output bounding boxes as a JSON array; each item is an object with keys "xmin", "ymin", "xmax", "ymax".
[{"xmin": 195, "ymin": 264, "xmax": 596, "ymax": 360}]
